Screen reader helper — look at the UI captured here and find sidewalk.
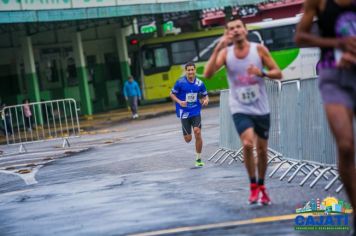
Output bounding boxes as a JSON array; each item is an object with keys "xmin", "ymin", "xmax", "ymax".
[
  {"xmin": 79, "ymin": 95, "xmax": 220, "ymax": 132},
  {"xmin": 0, "ymin": 96, "xmax": 220, "ymax": 145}
]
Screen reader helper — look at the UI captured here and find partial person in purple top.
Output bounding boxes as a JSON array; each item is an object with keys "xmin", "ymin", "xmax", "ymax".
[{"xmin": 295, "ymin": 0, "xmax": 356, "ymax": 234}]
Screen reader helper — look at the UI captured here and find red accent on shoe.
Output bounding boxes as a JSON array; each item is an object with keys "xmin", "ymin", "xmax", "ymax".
[
  {"xmin": 259, "ymin": 185, "xmax": 271, "ymax": 205},
  {"xmin": 249, "ymin": 183, "xmax": 260, "ymax": 204}
]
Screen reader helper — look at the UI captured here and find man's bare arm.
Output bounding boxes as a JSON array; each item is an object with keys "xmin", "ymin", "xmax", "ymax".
[
  {"xmin": 204, "ymin": 34, "xmax": 230, "ymax": 78},
  {"xmin": 259, "ymin": 45, "xmax": 282, "ymax": 80},
  {"xmin": 170, "ymin": 92, "xmax": 187, "ymax": 107}
]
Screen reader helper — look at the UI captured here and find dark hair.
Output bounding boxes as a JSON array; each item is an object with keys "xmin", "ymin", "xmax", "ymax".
[
  {"xmin": 225, "ymin": 16, "xmax": 246, "ymax": 29},
  {"xmin": 185, "ymin": 62, "xmax": 196, "ymax": 69}
]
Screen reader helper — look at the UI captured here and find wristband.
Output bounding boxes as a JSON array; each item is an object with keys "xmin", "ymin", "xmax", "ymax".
[{"xmin": 261, "ymin": 68, "xmax": 268, "ymax": 77}]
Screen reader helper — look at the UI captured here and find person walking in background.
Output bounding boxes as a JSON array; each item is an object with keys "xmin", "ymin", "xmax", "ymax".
[
  {"xmin": 123, "ymin": 75, "xmax": 142, "ymax": 119},
  {"xmin": 0, "ymin": 101, "xmax": 13, "ymax": 136},
  {"xmin": 295, "ymin": 0, "xmax": 356, "ymax": 234},
  {"xmin": 23, "ymin": 99, "xmax": 33, "ymax": 131},
  {"xmin": 170, "ymin": 62, "xmax": 209, "ymax": 167},
  {"xmin": 204, "ymin": 17, "xmax": 282, "ymax": 205}
]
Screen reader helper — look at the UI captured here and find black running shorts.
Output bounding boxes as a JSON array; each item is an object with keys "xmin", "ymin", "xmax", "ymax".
[
  {"xmin": 232, "ymin": 113, "xmax": 270, "ymax": 140},
  {"xmin": 181, "ymin": 115, "xmax": 201, "ymax": 136}
]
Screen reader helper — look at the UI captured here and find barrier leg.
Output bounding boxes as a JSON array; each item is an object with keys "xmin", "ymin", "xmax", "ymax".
[
  {"xmin": 324, "ymin": 174, "xmax": 339, "ymax": 191},
  {"xmin": 214, "ymin": 150, "xmax": 230, "ymax": 163},
  {"xmin": 309, "ymin": 167, "xmax": 332, "ymax": 188},
  {"xmin": 267, "ymin": 148, "xmax": 283, "ymax": 164},
  {"xmin": 299, "ymin": 166, "xmax": 320, "ymax": 186},
  {"xmin": 336, "ymin": 183, "xmax": 344, "ymax": 193},
  {"xmin": 220, "ymin": 151, "xmax": 234, "ymax": 164},
  {"xmin": 288, "ymin": 163, "xmax": 307, "ymax": 183},
  {"xmin": 279, "ymin": 161, "xmax": 300, "ymax": 181},
  {"xmin": 62, "ymin": 138, "xmax": 70, "ymax": 148},
  {"xmin": 269, "ymin": 160, "xmax": 291, "ymax": 178},
  {"xmin": 19, "ymin": 144, "xmax": 27, "ymax": 153},
  {"xmin": 267, "ymin": 155, "xmax": 283, "ymax": 165},
  {"xmin": 208, "ymin": 148, "xmax": 223, "ymax": 161},
  {"xmin": 233, "ymin": 150, "xmax": 244, "ymax": 162},
  {"xmin": 304, "ymin": 164, "xmax": 329, "ymax": 180}
]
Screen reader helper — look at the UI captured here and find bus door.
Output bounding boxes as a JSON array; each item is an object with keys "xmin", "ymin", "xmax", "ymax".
[{"xmin": 141, "ymin": 45, "xmax": 171, "ymax": 100}]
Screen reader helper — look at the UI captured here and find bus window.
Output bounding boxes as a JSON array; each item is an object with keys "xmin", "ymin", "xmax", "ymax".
[
  {"xmin": 142, "ymin": 46, "xmax": 171, "ymax": 75},
  {"xmin": 143, "ymin": 50, "xmax": 155, "ymax": 70},
  {"xmin": 171, "ymin": 40, "xmax": 198, "ymax": 64},
  {"xmin": 261, "ymin": 25, "xmax": 296, "ymax": 51},
  {"xmin": 248, "ymin": 31, "xmax": 263, "ymax": 44},
  {"xmin": 154, "ymin": 48, "xmax": 169, "ymax": 67},
  {"xmin": 142, "ymin": 47, "xmax": 169, "ymax": 69},
  {"xmin": 197, "ymin": 36, "xmax": 220, "ymax": 61}
]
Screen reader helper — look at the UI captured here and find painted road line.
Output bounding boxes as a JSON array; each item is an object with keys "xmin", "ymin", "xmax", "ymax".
[{"xmin": 129, "ymin": 214, "xmax": 305, "ymax": 236}]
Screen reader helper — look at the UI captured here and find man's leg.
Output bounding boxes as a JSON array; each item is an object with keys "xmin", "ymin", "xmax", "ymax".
[
  {"xmin": 256, "ymin": 136, "xmax": 271, "ymax": 205},
  {"xmin": 128, "ymin": 97, "xmax": 135, "ymax": 116},
  {"xmin": 194, "ymin": 127, "xmax": 202, "ymax": 154},
  {"xmin": 240, "ymin": 128, "xmax": 256, "ymax": 182},
  {"xmin": 132, "ymin": 96, "xmax": 138, "ymax": 117},
  {"xmin": 256, "ymin": 137, "xmax": 268, "ymax": 184},
  {"xmin": 233, "ymin": 113, "xmax": 258, "ymax": 203},
  {"xmin": 325, "ymin": 104, "xmax": 356, "ymax": 221},
  {"xmin": 240, "ymin": 128, "xmax": 259, "ymax": 204},
  {"xmin": 181, "ymin": 118, "xmax": 192, "ymax": 143},
  {"xmin": 192, "ymin": 116, "xmax": 204, "ymax": 167},
  {"xmin": 193, "ymin": 127, "xmax": 204, "ymax": 167}
]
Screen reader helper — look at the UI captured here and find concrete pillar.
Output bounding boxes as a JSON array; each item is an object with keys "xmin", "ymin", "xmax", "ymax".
[
  {"xmin": 115, "ymin": 26, "xmax": 131, "ymax": 82},
  {"xmin": 155, "ymin": 14, "xmax": 164, "ymax": 37},
  {"xmin": 132, "ymin": 17, "xmax": 139, "ymax": 35},
  {"xmin": 191, "ymin": 11, "xmax": 202, "ymax": 31},
  {"xmin": 22, "ymin": 36, "xmax": 40, "ymax": 104},
  {"xmin": 72, "ymin": 32, "xmax": 93, "ymax": 116},
  {"xmin": 224, "ymin": 6, "xmax": 233, "ymax": 22},
  {"xmin": 22, "ymin": 36, "xmax": 43, "ymax": 125}
]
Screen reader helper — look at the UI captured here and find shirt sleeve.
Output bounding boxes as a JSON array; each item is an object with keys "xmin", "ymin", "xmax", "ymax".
[
  {"xmin": 200, "ymin": 82, "xmax": 208, "ymax": 96},
  {"xmin": 171, "ymin": 80, "xmax": 180, "ymax": 94},
  {"xmin": 123, "ymin": 82, "xmax": 128, "ymax": 97},
  {"xmin": 135, "ymin": 82, "xmax": 142, "ymax": 97}
]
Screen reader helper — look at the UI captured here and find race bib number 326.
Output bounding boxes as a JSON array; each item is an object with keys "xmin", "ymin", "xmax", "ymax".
[{"xmin": 235, "ymin": 85, "xmax": 260, "ymax": 105}]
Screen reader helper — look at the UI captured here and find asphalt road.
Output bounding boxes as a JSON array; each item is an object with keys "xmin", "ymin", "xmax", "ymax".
[{"xmin": 0, "ymin": 106, "xmax": 351, "ymax": 236}]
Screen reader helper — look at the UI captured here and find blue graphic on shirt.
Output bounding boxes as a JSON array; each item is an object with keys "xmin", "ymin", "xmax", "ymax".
[{"xmin": 171, "ymin": 76, "xmax": 208, "ymax": 119}]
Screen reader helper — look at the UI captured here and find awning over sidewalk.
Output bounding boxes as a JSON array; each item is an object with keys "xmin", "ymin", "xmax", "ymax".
[{"xmin": 0, "ymin": 0, "xmax": 267, "ymax": 24}]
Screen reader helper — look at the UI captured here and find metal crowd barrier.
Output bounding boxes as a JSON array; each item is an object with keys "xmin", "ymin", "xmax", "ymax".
[
  {"xmin": 1, "ymin": 98, "xmax": 80, "ymax": 153},
  {"xmin": 210, "ymin": 78, "xmax": 350, "ymax": 193}
]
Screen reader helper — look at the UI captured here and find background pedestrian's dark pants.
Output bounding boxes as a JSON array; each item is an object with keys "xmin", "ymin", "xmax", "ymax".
[
  {"xmin": 2, "ymin": 116, "xmax": 12, "ymax": 135},
  {"xmin": 24, "ymin": 116, "xmax": 32, "ymax": 129},
  {"xmin": 128, "ymin": 96, "xmax": 138, "ymax": 115}
]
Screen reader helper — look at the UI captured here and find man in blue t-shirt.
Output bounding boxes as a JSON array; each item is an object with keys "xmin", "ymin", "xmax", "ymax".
[
  {"xmin": 170, "ymin": 62, "xmax": 209, "ymax": 167},
  {"xmin": 123, "ymin": 75, "xmax": 142, "ymax": 119}
]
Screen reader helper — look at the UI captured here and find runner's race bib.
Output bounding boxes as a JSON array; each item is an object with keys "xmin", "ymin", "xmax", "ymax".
[
  {"xmin": 235, "ymin": 84, "xmax": 260, "ymax": 105},
  {"xmin": 186, "ymin": 93, "xmax": 198, "ymax": 107}
]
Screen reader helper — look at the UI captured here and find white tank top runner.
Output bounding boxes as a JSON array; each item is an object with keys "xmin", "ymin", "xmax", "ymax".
[{"xmin": 225, "ymin": 42, "xmax": 270, "ymax": 115}]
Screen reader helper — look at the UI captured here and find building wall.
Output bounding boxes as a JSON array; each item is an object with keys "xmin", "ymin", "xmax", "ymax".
[{"xmin": 0, "ymin": 22, "xmax": 124, "ymax": 112}]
